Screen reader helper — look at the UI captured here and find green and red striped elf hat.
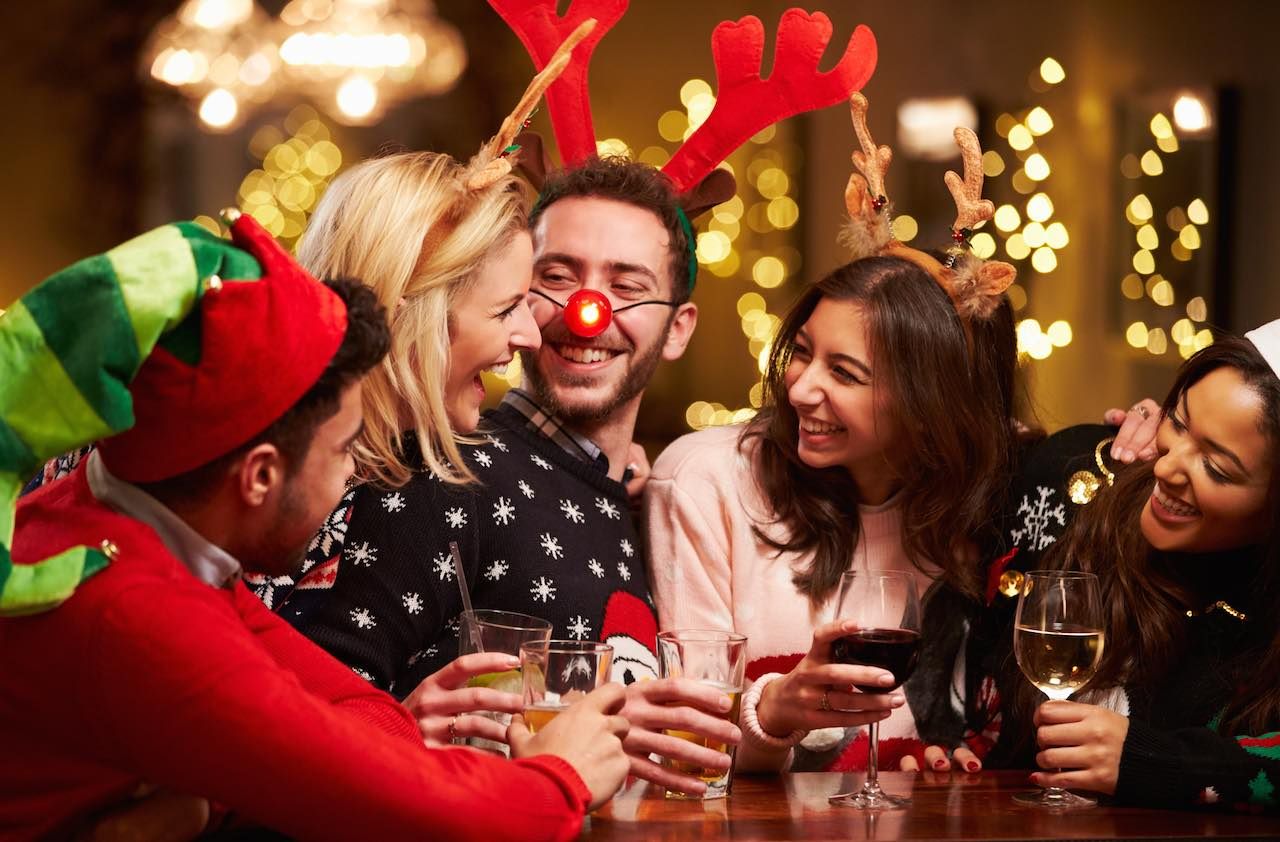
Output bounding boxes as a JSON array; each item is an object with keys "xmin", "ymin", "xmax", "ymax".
[{"xmin": 0, "ymin": 210, "xmax": 346, "ymax": 616}]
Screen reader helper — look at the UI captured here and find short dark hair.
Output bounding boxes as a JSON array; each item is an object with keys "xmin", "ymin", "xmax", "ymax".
[
  {"xmin": 529, "ymin": 156, "xmax": 694, "ymax": 304},
  {"xmin": 139, "ymin": 278, "xmax": 390, "ymax": 503}
]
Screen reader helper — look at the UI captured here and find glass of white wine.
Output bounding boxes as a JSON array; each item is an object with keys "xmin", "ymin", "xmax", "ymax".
[{"xmin": 1013, "ymin": 570, "xmax": 1105, "ymax": 809}]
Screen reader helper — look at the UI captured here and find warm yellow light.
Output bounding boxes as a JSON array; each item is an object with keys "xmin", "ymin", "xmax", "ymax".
[
  {"xmin": 756, "ymin": 167, "xmax": 790, "ymax": 199},
  {"xmin": 995, "ymin": 113, "xmax": 1018, "ymax": 137},
  {"xmin": 1006, "ymin": 233, "xmax": 1031, "ymax": 261},
  {"xmin": 1179, "ymin": 224, "xmax": 1202, "ymax": 250},
  {"xmin": 1024, "ymin": 153, "xmax": 1051, "ymax": 181},
  {"xmin": 1136, "ymin": 224, "xmax": 1159, "ymax": 250},
  {"xmin": 596, "ymin": 137, "xmax": 632, "ymax": 158},
  {"xmin": 982, "ymin": 150, "xmax": 1006, "ymax": 177},
  {"xmin": 749, "ymin": 382, "xmax": 764, "ymax": 408},
  {"xmin": 305, "ymin": 140, "xmax": 342, "ymax": 176},
  {"xmin": 680, "ymin": 78, "xmax": 712, "ymax": 107},
  {"xmin": 1187, "ymin": 198, "xmax": 1210, "ymax": 225},
  {"xmin": 737, "ymin": 292, "xmax": 765, "ymax": 318},
  {"xmin": 1151, "ymin": 279, "xmax": 1175, "ymax": 307},
  {"xmin": 1028, "ymin": 334, "xmax": 1054, "ymax": 360},
  {"xmin": 1017, "ymin": 318, "xmax": 1043, "ymax": 346},
  {"xmin": 686, "ymin": 91, "xmax": 716, "ymax": 129},
  {"xmin": 1172, "ymin": 318, "xmax": 1195, "ymax": 344},
  {"xmin": 1040, "ymin": 57, "xmax": 1066, "ymax": 85},
  {"xmin": 751, "ymin": 124, "xmax": 777, "ymax": 144},
  {"xmin": 709, "ymin": 250, "xmax": 740, "ymax": 277},
  {"xmin": 994, "ymin": 204, "xmax": 1021, "ymax": 232},
  {"xmin": 1031, "ymin": 246, "xmax": 1058, "ymax": 273},
  {"xmin": 1178, "ymin": 342, "xmax": 1196, "ymax": 360},
  {"xmin": 1011, "ymin": 170, "xmax": 1036, "ymax": 195},
  {"xmin": 1120, "ymin": 154, "xmax": 1141, "ymax": 180},
  {"xmin": 1147, "ymin": 328, "xmax": 1169, "ymax": 355},
  {"xmin": 1126, "ymin": 321, "xmax": 1150, "ymax": 348},
  {"xmin": 891, "ymin": 214, "xmax": 919, "ymax": 242},
  {"xmin": 970, "ymin": 232, "xmax": 996, "ymax": 259},
  {"xmin": 1157, "ymin": 134, "xmax": 1179, "ymax": 153},
  {"xmin": 752, "ymin": 256, "xmax": 787, "ymax": 289},
  {"xmin": 198, "ymin": 88, "xmax": 238, "ymax": 128},
  {"xmin": 658, "ymin": 110, "xmax": 688, "ymax": 142},
  {"xmin": 1171, "ymin": 241, "xmax": 1193, "ymax": 262},
  {"xmin": 1187, "ymin": 296, "xmax": 1208, "ymax": 321},
  {"xmin": 1121, "ymin": 273, "xmax": 1145, "ymax": 299},
  {"xmin": 1166, "ymin": 206, "xmax": 1188, "ymax": 231},
  {"xmin": 1173, "ymin": 93, "xmax": 1211, "ymax": 133},
  {"xmin": 1194, "ymin": 328, "xmax": 1214, "ymax": 350},
  {"xmin": 1047, "ymin": 320, "xmax": 1073, "ymax": 347},
  {"xmin": 335, "ymin": 77, "xmax": 378, "ymax": 120},
  {"xmin": 1150, "ymin": 113, "xmax": 1174, "ymax": 139},
  {"xmin": 1026, "ymin": 106, "xmax": 1054, "ymax": 136},
  {"xmin": 1023, "ymin": 222, "xmax": 1047, "ymax": 248},
  {"xmin": 1140, "ymin": 150, "xmax": 1163, "ymax": 176},
  {"xmin": 1026, "ymin": 193, "xmax": 1054, "ymax": 222},
  {"xmin": 1008, "ymin": 124, "xmax": 1034, "ymax": 151},
  {"xmin": 1007, "ymin": 283, "xmax": 1028, "ymax": 311},
  {"xmin": 1127, "ymin": 194, "xmax": 1153, "ymax": 223},
  {"xmin": 1133, "ymin": 250, "xmax": 1155, "ymax": 274},
  {"xmin": 767, "ymin": 197, "xmax": 799, "ymax": 230},
  {"xmin": 1045, "ymin": 222, "xmax": 1069, "ymax": 249},
  {"xmin": 696, "ymin": 231, "xmax": 732, "ymax": 263}
]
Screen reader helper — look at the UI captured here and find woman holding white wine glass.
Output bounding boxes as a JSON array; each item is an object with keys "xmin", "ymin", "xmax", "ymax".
[{"xmin": 976, "ymin": 326, "xmax": 1280, "ymax": 811}]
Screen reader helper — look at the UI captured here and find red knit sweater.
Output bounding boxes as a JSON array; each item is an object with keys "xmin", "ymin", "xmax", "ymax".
[{"xmin": 0, "ymin": 467, "xmax": 590, "ymax": 841}]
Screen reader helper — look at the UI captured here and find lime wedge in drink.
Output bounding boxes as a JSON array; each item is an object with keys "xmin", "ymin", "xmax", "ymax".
[{"xmin": 467, "ymin": 669, "xmax": 522, "ymax": 693}]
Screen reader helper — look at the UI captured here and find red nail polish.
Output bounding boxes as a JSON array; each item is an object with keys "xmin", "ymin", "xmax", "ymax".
[
  {"xmin": 934, "ymin": 760, "xmax": 946, "ymax": 769},
  {"xmin": 966, "ymin": 761, "xmax": 979, "ymax": 772}
]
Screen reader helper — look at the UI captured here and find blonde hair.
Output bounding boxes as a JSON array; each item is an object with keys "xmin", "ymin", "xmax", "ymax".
[{"xmin": 298, "ymin": 150, "xmax": 531, "ymax": 487}]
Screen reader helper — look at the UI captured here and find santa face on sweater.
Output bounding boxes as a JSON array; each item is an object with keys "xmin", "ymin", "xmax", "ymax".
[{"xmin": 525, "ymin": 197, "xmax": 697, "ymax": 424}]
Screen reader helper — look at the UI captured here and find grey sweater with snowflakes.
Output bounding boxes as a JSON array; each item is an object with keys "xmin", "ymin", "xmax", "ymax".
[{"xmin": 280, "ymin": 403, "xmax": 662, "ymax": 698}]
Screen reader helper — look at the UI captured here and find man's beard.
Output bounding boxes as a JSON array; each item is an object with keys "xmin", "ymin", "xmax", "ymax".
[
  {"xmin": 523, "ymin": 324, "xmax": 668, "ymax": 424},
  {"xmin": 241, "ymin": 480, "xmax": 313, "ymax": 578}
]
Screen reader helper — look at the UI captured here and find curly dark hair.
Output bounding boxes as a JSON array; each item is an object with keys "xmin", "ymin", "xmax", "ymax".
[
  {"xmin": 528, "ymin": 156, "xmax": 694, "ymax": 303},
  {"xmin": 139, "ymin": 278, "xmax": 390, "ymax": 502}
]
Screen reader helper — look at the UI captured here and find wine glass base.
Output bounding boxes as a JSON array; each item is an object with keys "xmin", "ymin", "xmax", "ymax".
[
  {"xmin": 829, "ymin": 790, "xmax": 911, "ymax": 810},
  {"xmin": 1012, "ymin": 788, "xmax": 1096, "ymax": 809}
]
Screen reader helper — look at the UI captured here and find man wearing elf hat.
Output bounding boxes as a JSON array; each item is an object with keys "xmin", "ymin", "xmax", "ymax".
[
  {"xmin": 0, "ymin": 212, "xmax": 630, "ymax": 840},
  {"xmin": 279, "ymin": 0, "xmax": 880, "ymax": 797}
]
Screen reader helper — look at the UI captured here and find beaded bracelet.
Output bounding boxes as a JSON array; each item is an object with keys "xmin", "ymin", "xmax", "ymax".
[{"xmin": 740, "ymin": 673, "xmax": 807, "ymax": 750}]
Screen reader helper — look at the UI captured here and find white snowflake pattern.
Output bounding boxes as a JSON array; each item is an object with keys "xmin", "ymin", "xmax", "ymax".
[
  {"xmin": 350, "ymin": 608, "xmax": 377, "ymax": 629},
  {"xmin": 473, "ymin": 450, "xmax": 493, "ymax": 468},
  {"xmin": 594, "ymin": 497, "xmax": 620, "ymax": 520},
  {"xmin": 381, "ymin": 492, "xmax": 406, "ymax": 513},
  {"xmin": 587, "ymin": 558, "xmax": 605, "ymax": 578},
  {"xmin": 445, "ymin": 507, "xmax": 468, "ymax": 529},
  {"xmin": 445, "ymin": 615, "xmax": 461, "ymax": 637},
  {"xmin": 345, "ymin": 540, "xmax": 377, "ymax": 567},
  {"xmin": 518, "ymin": 480, "xmax": 536, "ymax": 499},
  {"xmin": 250, "ymin": 574, "xmax": 295, "ymax": 609},
  {"xmin": 402, "ymin": 592, "xmax": 424, "ymax": 615},
  {"xmin": 617, "ymin": 561, "xmax": 632, "ymax": 582},
  {"xmin": 530, "ymin": 453, "xmax": 553, "ymax": 471},
  {"xmin": 492, "ymin": 496, "xmax": 516, "ymax": 525},
  {"xmin": 539, "ymin": 532, "xmax": 564, "ymax": 560},
  {"xmin": 566, "ymin": 615, "xmax": 592, "ymax": 640},
  {"xmin": 486, "ymin": 435, "xmax": 509, "ymax": 453},
  {"xmin": 1011, "ymin": 485, "xmax": 1068, "ymax": 551},
  {"xmin": 308, "ymin": 491, "xmax": 353, "ymax": 555},
  {"xmin": 620, "ymin": 538, "xmax": 635, "ymax": 558},
  {"xmin": 559, "ymin": 498, "xmax": 584, "ymax": 523},
  {"xmin": 485, "ymin": 559, "xmax": 510, "ymax": 581},
  {"xmin": 407, "ymin": 645, "xmax": 439, "ymax": 667},
  {"xmin": 352, "ymin": 666, "xmax": 374, "ymax": 681},
  {"xmin": 431, "ymin": 552, "xmax": 456, "ymax": 581},
  {"xmin": 530, "ymin": 576, "xmax": 558, "ymax": 603}
]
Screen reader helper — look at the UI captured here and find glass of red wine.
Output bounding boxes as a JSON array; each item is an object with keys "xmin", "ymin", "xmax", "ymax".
[{"xmin": 827, "ymin": 570, "xmax": 922, "ymax": 810}]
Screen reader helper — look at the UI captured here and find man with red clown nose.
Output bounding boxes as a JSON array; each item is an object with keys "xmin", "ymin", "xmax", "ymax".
[{"xmin": 0, "ymin": 211, "xmax": 630, "ymax": 841}]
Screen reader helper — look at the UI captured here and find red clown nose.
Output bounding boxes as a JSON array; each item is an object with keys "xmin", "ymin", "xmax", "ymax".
[{"xmin": 563, "ymin": 289, "xmax": 612, "ymax": 338}]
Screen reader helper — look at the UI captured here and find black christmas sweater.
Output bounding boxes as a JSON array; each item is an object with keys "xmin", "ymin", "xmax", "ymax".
[
  {"xmin": 964, "ymin": 424, "xmax": 1280, "ymax": 812},
  {"xmin": 273, "ymin": 403, "xmax": 660, "ymax": 698}
]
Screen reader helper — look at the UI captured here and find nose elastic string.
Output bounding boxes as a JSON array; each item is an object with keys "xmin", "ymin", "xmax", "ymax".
[{"xmin": 530, "ymin": 288, "xmax": 679, "ymax": 338}]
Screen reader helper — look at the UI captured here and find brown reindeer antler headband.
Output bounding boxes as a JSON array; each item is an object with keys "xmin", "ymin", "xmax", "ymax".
[{"xmin": 841, "ymin": 92, "xmax": 1015, "ymax": 321}]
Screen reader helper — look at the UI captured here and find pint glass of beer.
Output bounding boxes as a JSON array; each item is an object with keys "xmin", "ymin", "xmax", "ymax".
[
  {"xmin": 520, "ymin": 640, "xmax": 614, "ymax": 733},
  {"xmin": 656, "ymin": 629, "xmax": 748, "ymax": 799},
  {"xmin": 458, "ymin": 610, "xmax": 553, "ymax": 753}
]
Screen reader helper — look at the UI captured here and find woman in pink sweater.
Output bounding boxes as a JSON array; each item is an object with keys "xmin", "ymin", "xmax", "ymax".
[{"xmin": 646, "ymin": 251, "xmax": 1020, "ymax": 774}]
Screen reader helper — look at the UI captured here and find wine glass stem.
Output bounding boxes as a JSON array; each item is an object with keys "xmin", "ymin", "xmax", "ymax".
[{"xmin": 864, "ymin": 719, "xmax": 882, "ymax": 793}]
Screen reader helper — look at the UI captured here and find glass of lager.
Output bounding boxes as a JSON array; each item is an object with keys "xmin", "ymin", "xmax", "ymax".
[
  {"xmin": 656, "ymin": 629, "xmax": 748, "ymax": 799},
  {"xmin": 520, "ymin": 640, "xmax": 614, "ymax": 734}
]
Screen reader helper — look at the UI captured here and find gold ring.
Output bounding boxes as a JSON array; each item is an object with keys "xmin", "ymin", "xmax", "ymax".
[
  {"xmin": 1131, "ymin": 403, "xmax": 1150, "ymax": 420},
  {"xmin": 448, "ymin": 716, "xmax": 460, "ymax": 741},
  {"xmin": 820, "ymin": 690, "xmax": 832, "ymax": 712}
]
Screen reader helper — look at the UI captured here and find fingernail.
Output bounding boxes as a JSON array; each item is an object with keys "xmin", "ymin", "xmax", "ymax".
[
  {"xmin": 890, "ymin": 694, "xmax": 906, "ymax": 706},
  {"xmin": 719, "ymin": 695, "xmax": 732, "ymax": 712},
  {"xmin": 934, "ymin": 759, "xmax": 947, "ymax": 769},
  {"xmin": 1120, "ymin": 448, "xmax": 1134, "ymax": 462},
  {"xmin": 966, "ymin": 761, "xmax": 979, "ymax": 772},
  {"xmin": 504, "ymin": 656, "xmax": 520, "ymax": 668},
  {"xmin": 878, "ymin": 673, "xmax": 895, "ymax": 686}
]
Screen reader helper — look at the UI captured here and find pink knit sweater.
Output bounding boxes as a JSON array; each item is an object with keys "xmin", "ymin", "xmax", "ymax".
[{"xmin": 646, "ymin": 424, "xmax": 942, "ymax": 772}]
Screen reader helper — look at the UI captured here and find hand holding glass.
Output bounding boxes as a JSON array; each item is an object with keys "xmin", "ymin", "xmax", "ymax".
[{"xmin": 521, "ymin": 640, "xmax": 614, "ymax": 733}]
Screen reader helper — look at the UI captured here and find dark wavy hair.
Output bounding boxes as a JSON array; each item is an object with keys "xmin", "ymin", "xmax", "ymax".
[
  {"xmin": 743, "ymin": 255, "xmax": 1020, "ymax": 605},
  {"xmin": 1025, "ymin": 336, "xmax": 1280, "ymax": 736}
]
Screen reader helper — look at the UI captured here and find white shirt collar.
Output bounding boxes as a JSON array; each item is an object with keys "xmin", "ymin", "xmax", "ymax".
[{"xmin": 85, "ymin": 450, "xmax": 243, "ymax": 589}]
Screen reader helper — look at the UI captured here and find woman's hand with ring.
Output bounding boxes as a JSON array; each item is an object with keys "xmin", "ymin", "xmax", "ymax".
[{"xmin": 401, "ymin": 652, "xmax": 525, "ymax": 746}]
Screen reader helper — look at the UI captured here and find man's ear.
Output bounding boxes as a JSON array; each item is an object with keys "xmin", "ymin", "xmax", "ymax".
[
  {"xmin": 662, "ymin": 302, "xmax": 698, "ymax": 362},
  {"xmin": 237, "ymin": 443, "xmax": 285, "ymax": 508}
]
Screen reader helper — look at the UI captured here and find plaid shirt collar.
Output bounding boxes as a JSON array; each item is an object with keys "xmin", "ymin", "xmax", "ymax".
[{"xmin": 499, "ymin": 388, "xmax": 611, "ymax": 474}]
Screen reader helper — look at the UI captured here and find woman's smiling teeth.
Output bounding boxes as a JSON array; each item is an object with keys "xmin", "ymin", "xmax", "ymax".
[
  {"xmin": 1154, "ymin": 483, "xmax": 1200, "ymax": 517},
  {"xmin": 801, "ymin": 419, "xmax": 846, "ymax": 435},
  {"xmin": 555, "ymin": 344, "xmax": 618, "ymax": 364}
]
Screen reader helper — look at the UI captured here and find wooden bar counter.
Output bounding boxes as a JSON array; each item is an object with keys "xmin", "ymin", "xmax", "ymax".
[{"xmin": 583, "ymin": 771, "xmax": 1280, "ymax": 840}]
